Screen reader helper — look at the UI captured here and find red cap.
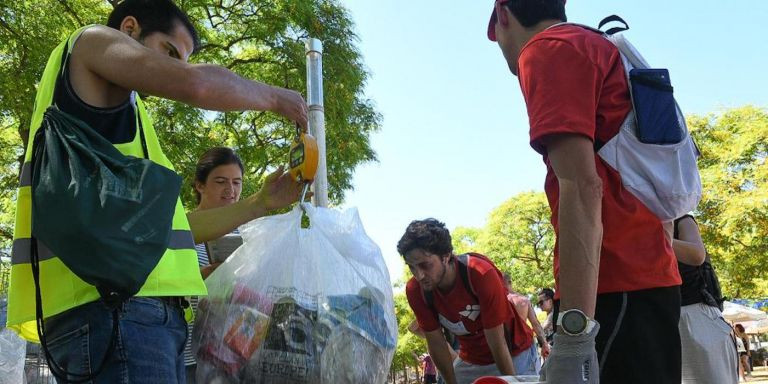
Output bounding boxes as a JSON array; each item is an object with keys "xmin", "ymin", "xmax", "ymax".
[
  {"xmin": 488, "ymin": 0, "xmax": 566, "ymax": 41},
  {"xmin": 487, "ymin": 0, "xmax": 504, "ymax": 42}
]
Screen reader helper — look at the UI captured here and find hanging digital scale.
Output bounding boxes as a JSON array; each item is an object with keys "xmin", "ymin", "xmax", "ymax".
[{"xmin": 289, "ymin": 124, "xmax": 319, "ymax": 183}]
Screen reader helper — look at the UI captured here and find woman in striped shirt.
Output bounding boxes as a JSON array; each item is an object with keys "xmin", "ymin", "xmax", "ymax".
[{"xmin": 184, "ymin": 147, "xmax": 245, "ymax": 382}]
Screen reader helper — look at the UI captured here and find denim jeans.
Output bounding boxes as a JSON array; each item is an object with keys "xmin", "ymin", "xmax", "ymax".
[
  {"xmin": 43, "ymin": 297, "xmax": 188, "ymax": 384},
  {"xmin": 511, "ymin": 342, "xmax": 539, "ymax": 375}
]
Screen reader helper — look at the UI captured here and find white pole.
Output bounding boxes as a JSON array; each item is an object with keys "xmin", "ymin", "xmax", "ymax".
[{"xmin": 305, "ymin": 38, "xmax": 328, "ymax": 208}]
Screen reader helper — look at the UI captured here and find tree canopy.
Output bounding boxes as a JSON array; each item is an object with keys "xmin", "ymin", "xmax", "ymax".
[
  {"xmin": 454, "ymin": 191, "xmax": 555, "ymax": 296},
  {"xmin": 689, "ymin": 105, "xmax": 768, "ymax": 298},
  {"xmin": 0, "ymin": 0, "xmax": 380, "ymax": 254}
]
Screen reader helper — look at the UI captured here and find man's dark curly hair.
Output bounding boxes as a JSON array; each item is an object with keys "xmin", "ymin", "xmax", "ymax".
[
  {"xmin": 503, "ymin": 0, "xmax": 566, "ymax": 28},
  {"xmin": 397, "ymin": 218, "xmax": 453, "ymax": 258},
  {"xmin": 107, "ymin": 0, "xmax": 200, "ymax": 52}
]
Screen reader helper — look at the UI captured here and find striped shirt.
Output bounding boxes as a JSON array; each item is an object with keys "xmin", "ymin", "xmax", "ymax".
[
  {"xmin": 183, "ymin": 230, "xmax": 241, "ymax": 366},
  {"xmin": 183, "ymin": 243, "xmax": 211, "ymax": 366}
]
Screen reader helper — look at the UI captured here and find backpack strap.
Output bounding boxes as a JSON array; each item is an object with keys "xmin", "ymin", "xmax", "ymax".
[
  {"xmin": 457, "ymin": 253, "xmax": 479, "ymax": 303},
  {"xmin": 673, "ymin": 214, "xmax": 695, "ymax": 239},
  {"xmin": 423, "ymin": 288, "xmax": 435, "ymax": 312},
  {"xmin": 598, "ymin": 15, "xmax": 630, "ymax": 36}
]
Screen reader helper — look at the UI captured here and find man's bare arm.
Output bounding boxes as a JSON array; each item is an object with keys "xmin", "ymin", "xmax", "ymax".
[
  {"xmin": 527, "ymin": 302, "xmax": 546, "ymax": 345},
  {"xmin": 484, "ymin": 324, "xmax": 515, "ymax": 376},
  {"xmin": 543, "ymin": 133, "xmax": 603, "ymax": 318},
  {"xmin": 74, "ymin": 26, "xmax": 306, "ymax": 126},
  {"xmin": 424, "ymin": 329, "xmax": 458, "ymax": 384}
]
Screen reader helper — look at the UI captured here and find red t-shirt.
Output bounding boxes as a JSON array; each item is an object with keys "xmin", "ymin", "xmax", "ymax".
[
  {"xmin": 406, "ymin": 254, "xmax": 533, "ymax": 365},
  {"xmin": 517, "ymin": 24, "xmax": 681, "ymax": 295}
]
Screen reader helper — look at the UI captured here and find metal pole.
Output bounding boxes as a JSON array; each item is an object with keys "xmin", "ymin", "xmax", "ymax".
[{"xmin": 305, "ymin": 38, "xmax": 328, "ymax": 207}]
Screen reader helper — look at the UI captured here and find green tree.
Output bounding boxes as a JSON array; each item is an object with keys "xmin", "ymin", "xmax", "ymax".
[
  {"xmin": 0, "ymin": 118, "xmax": 20, "ymax": 257},
  {"xmin": 477, "ymin": 191, "xmax": 555, "ymax": 295},
  {"xmin": 391, "ymin": 292, "xmax": 425, "ymax": 382},
  {"xmin": 0, "ymin": 0, "xmax": 380, "ymax": 251},
  {"xmin": 451, "ymin": 226, "xmax": 481, "ymax": 255},
  {"xmin": 688, "ymin": 106, "xmax": 768, "ymax": 298}
]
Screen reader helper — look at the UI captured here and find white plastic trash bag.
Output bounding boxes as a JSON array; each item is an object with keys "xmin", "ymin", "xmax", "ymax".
[
  {"xmin": 192, "ymin": 204, "xmax": 397, "ymax": 384},
  {"xmin": 0, "ymin": 297, "xmax": 26, "ymax": 384}
]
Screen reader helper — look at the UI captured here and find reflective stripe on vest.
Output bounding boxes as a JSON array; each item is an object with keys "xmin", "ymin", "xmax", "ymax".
[{"xmin": 7, "ymin": 26, "xmax": 207, "ymax": 340}]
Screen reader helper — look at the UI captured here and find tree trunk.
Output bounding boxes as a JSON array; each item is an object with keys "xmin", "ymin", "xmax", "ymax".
[{"xmin": 17, "ymin": 118, "xmax": 29, "ymax": 179}]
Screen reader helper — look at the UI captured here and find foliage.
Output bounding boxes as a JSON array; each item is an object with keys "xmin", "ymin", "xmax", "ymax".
[
  {"xmin": 0, "ymin": 118, "xmax": 20, "ymax": 256},
  {"xmin": 0, "ymin": 0, "xmax": 380, "ymax": 248},
  {"xmin": 392, "ymin": 292, "xmax": 425, "ymax": 375},
  {"xmin": 479, "ymin": 191, "xmax": 554, "ymax": 294},
  {"xmin": 451, "ymin": 226, "xmax": 481, "ymax": 255},
  {"xmin": 454, "ymin": 191, "xmax": 555, "ymax": 296},
  {"xmin": 688, "ymin": 106, "xmax": 768, "ymax": 298}
]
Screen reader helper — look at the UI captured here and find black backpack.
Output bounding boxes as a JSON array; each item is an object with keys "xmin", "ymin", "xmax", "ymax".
[
  {"xmin": 674, "ymin": 215, "xmax": 725, "ymax": 311},
  {"xmin": 699, "ymin": 260, "xmax": 726, "ymax": 311}
]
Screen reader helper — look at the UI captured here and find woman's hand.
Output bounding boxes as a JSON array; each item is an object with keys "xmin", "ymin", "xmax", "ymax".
[
  {"xmin": 249, "ymin": 166, "xmax": 306, "ymax": 216},
  {"xmin": 200, "ymin": 262, "xmax": 223, "ymax": 279}
]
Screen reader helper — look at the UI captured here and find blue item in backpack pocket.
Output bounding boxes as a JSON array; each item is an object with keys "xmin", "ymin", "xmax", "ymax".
[{"xmin": 629, "ymin": 68, "xmax": 683, "ymax": 144}]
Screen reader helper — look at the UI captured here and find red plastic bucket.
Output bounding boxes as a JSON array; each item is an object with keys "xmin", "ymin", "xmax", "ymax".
[{"xmin": 472, "ymin": 376, "xmax": 508, "ymax": 384}]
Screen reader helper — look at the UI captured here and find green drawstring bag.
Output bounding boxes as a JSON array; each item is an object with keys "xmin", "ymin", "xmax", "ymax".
[{"xmin": 30, "ymin": 106, "xmax": 182, "ymax": 303}]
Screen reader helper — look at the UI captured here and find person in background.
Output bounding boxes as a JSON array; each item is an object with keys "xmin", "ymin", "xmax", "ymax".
[
  {"xmin": 420, "ymin": 353, "xmax": 438, "ymax": 384},
  {"xmin": 503, "ymin": 273, "xmax": 550, "ymax": 371},
  {"xmin": 735, "ymin": 324, "xmax": 751, "ymax": 381},
  {"xmin": 673, "ymin": 214, "xmax": 738, "ymax": 384},
  {"xmin": 409, "ymin": 320, "xmax": 458, "ymax": 384},
  {"xmin": 537, "ymin": 288, "xmax": 555, "ymax": 345}
]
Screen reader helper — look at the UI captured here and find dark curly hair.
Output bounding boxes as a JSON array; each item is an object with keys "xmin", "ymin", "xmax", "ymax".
[
  {"xmin": 397, "ymin": 218, "xmax": 453, "ymax": 258},
  {"xmin": 539, "ymin": 288, "xmax": 555, "ymax": 300},
  {"xmin": 107, "ymin": 0, "xmax": 200, "ymax": 52}
]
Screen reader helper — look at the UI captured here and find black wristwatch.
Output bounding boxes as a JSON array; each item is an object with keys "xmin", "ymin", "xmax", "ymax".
[{"xmin": 557, "ymin": 309, "xmax": 597, "ymax": 336}]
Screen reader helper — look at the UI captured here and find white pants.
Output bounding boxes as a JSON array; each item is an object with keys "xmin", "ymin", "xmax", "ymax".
[
  {"xmin": 452, "ymin": 343, "xmax": 538, "ymax": 384},
  {"xmin": 679, "ymin": 303, "xmax": 739, "ymax": 384},
  {"xmin": 453, "ymin": 358, "xmax": 503, "ymax": 384}
]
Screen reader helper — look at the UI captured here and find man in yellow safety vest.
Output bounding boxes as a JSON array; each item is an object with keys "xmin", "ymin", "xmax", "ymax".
[{"xmin": 8, "ymin": 0, "xmax": 307, "ymax": 382}]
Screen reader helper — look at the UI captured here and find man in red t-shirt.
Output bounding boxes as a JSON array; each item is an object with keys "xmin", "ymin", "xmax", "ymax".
[
  {"xmin": 487, "ymin": 1, "xmax": 682, "ymax": 383},
  {"xmin": 400, "ymin": 219, "xmax": 534, "ymax": 384}
]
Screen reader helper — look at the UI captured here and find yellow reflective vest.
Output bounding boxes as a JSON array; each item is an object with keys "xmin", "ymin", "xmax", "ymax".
[{"xmin": 7, "ymin": 26, "xmax": 207, "ymax": 341}]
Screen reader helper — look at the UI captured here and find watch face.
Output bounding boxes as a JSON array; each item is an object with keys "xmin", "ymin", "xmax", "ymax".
[{"xmin": 562, "ymin": 310, "xmax": 587, "ymax": 334}]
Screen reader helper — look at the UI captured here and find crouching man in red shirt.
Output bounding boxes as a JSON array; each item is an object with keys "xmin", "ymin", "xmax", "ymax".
[{"xmin": 400, "ymin": 219, "xmax": 533, "ymax": 384}]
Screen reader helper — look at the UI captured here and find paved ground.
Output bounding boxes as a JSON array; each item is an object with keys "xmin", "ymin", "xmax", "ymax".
[{"xmin": 746, "ymin": 366, "xmax": 768, "ymax": 383}]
